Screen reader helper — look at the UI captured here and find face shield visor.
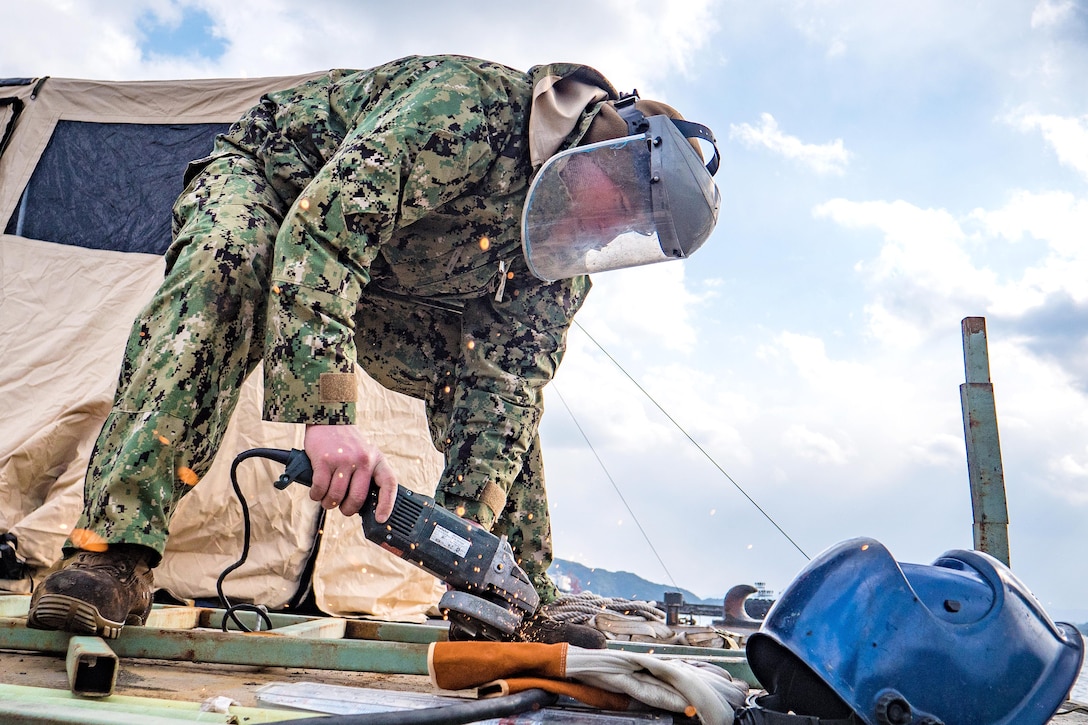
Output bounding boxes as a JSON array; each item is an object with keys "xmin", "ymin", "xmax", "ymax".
[{"xmin": 521, "ymin": 114, "xmax": 720, "ymax": 282}]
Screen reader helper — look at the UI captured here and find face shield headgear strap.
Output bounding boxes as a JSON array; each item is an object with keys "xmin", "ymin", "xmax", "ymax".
[
  {"xmin": 612, "ymin": 93, "xmax": 720, "ymax": 177},
  {"xmin": 521, "ymin": 95, "xmax": 721, "ymax": 282}
]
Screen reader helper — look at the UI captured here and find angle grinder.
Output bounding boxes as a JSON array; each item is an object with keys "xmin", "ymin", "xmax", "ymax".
[{"xmin": 241, "ymin": 447, "xmax": 540, "ymax": 640}]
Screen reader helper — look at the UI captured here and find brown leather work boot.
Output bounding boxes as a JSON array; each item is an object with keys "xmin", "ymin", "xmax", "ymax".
[
  {"xmin": 448, "ymin": 606, "xmax": 608, "ymax": 649},
  {"xmin": 28, "ymin": 546, "xmax": 154, "ymax": 639},
  {"xmin": 514, "ymin": 607, "xmax": 608, "ymax": 649}
]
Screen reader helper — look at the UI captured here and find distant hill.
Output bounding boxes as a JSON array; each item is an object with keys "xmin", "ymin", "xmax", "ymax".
[{"xmin": 549, "ymin": 559, "xmax": 721, "ymax": 606}]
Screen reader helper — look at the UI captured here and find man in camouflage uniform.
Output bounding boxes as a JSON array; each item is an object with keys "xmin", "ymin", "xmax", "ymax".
[{"xmin": 28, "ymin": 55, "xmax": 718, "ymax": 645}]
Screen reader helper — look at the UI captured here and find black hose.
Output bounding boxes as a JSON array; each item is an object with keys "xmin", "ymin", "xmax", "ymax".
[{"xmin": 277, "ymin": 688, "xmax": 558, "ymax": 725}]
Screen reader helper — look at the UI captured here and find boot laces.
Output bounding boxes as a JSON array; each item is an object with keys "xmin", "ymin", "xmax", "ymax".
[{"xmin": 70, "ymin": 550, "xmax": 144, "ymax": 581}]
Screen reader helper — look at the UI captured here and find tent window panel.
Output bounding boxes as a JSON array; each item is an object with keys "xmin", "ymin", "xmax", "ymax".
[{"xmin": 4, "ymin": 120, "xmax": 229, "ymax": 255}]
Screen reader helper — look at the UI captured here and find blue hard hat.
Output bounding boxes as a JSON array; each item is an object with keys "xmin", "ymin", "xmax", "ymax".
[{"xmin": 745, "ymin": 537, "xmax": 1084, "ymax": 725}]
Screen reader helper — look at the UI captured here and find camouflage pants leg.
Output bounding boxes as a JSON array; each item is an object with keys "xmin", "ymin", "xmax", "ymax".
[
  {"xmin": 353, "ymin": 293, "xmax": 558, "ymax": 603},
  {"xmin": 71, "ymin": 155, "xmax": 283, "ymax": 563},
  {"xmin": 490, "ymin": 436, "xmax": 559, "ymax": 604}
]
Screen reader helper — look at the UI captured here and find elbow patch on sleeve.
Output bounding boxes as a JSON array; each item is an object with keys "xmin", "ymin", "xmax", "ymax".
[{"xmin": 319, "ymin": 372, "xmax": 358, "ymax": 403}]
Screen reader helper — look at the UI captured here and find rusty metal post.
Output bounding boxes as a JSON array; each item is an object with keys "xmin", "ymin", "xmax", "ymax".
[
  {"xmin": 959, "ymin": 317, "xmax": 1011, "ymax": 566},
  {"xmin": 663, "ymin": 592, "xmax": 682, "ymax": 626}
]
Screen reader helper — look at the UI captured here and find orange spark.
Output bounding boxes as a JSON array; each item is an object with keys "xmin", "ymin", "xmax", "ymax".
[{"xmin": 69, "ymin": 528, "xmax": 108, "ymax": 552}]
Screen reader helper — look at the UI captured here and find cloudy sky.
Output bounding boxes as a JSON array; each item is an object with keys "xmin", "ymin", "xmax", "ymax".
[{"xmin": 5, "ymin": 0, "xmax": 1088, "ymax": 621}]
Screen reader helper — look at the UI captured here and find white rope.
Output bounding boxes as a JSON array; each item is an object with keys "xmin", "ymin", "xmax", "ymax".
[
  {"xmin": 544, "ymin": 592, "xmax": 666, "ymax": 623},
  {"xmin": 547, "ymin": 592, "xmax": 745, "ymax": 650}
]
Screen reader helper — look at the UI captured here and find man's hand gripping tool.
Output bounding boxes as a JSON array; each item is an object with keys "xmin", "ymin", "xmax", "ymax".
[{"xmin": 255, "ymin": 448, "xmax": 540, "ymax": 640}]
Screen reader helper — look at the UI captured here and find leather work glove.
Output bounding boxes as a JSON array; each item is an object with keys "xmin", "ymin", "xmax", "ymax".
[{"xmin": 427, "ymin": 640, "xmax": 749, "ymax": 724}]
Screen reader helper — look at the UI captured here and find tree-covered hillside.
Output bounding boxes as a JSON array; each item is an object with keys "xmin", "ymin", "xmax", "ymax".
[{"xmin": 549, "ymin": 559, "xmax": 721, "ymax": 606}]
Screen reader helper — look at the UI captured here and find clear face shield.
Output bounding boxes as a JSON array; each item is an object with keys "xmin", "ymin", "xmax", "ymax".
[{"xmin": 521, "ymin": 114, "xmax": 721, "ymax": 282}]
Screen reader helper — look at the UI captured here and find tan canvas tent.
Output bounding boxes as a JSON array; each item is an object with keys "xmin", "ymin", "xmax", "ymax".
[{"xmin": 0, "ymin": 74, "xmax": 446, "ymax": 620}]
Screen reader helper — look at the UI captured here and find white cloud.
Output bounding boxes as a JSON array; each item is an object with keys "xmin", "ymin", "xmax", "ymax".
[
  {"xmin": 1007, "ymin": 110, "xmax": 1088, "ymax": 181},
  {"xmin": 1031, "ymin": 0, "xmax": 1078, "ymax": 29},
  {"xmin": 816, "ymin": 189, "xmax": 1088, "ymax": 369},
  {"xmin": 575, "ymin": 262, "xmax": 716, "ymax": 358},
  {"xmin": 973, "ymin": 189, "xmax": 1086, "ymax": 253},
  {"xmin": 1053, "ymin": 448, "xmax": 1088, "ymax": 505},
  {"xmin": 622, "ymin": 0, "xmax": 722, "ymax": 79},
  {"xmin": 909, "ymin": 433, "xmax": 966, "ymax": 467},
  {"xmin": 807, "ymin": 186, "xmax": 1088, "ymax": 513},
  {"xmin": 0, "ymin": 0, "xmax": 722, "ymax": 94},
  {"xmin": 640, "ymin": 362, "xmax": 757, "ymax": 468},
  {"xmin": 547, "ymin": 262, "xmax": 738, "ymax": 465},
  {"xmin": 782, "ymin": 424, "xmax": 851, "ymax": 465},
  {"xmin": 983, "ymin": 339, "xmax": 1088, "ymax": 503},
  {"xmin": 730, "ymin": 113, "xmax": 852, "ymax": 175},
  {"xmin": 971, "ymin": 190, "xmax": 1088, "ymax": 314},
  {"xmin": 755, "ymin": 330, "xmax": 964, "ymax": 485},
  {"xmin": 776, "ymin": 331, "xmax": 859, "ymax": 385},
  {"xmin": 814, "ymin": 199, "xmax": 995, "ymax": 343},
  {"xmin": 548, "ymin": 356, "xmax": 676, "ymax": 455},
  {"xmin": 825, "ymin": 38, "xmax": 848, "ymax": 59}
]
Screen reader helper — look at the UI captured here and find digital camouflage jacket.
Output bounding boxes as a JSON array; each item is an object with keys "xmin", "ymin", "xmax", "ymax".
[{"xmin": 203, "ymin": 55, "xmax": 616, "ymax": 509}]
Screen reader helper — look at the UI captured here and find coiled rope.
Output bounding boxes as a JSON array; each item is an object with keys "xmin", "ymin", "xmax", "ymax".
[{"xmin": 544, "ymin": 592, "xmax": 666, "ymax": 623}]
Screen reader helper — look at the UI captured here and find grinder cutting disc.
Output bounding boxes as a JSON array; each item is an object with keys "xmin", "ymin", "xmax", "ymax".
[{"xmin": 440, "ymin": 590, "xmax": 521, "ymax": 641}]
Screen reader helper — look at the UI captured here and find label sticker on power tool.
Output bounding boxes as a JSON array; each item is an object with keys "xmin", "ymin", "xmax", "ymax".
[{"xmin": 430, "ymin": 525, "xmax": 471, "ymax": 558}]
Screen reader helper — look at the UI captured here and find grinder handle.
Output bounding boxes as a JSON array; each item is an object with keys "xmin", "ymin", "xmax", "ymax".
[
  {"xmin": 272, "ymin": 448, "xmax": 314, "ymax": 489},
  {"xmin": 268, "ymin": 448, "xmax": 386, "ymax": 519}
]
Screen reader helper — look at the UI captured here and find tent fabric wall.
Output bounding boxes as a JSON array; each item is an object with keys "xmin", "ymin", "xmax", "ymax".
[
  {"xmin": 0, "ymin": 235, "xmax": 163, "ymax": 589},
  {"xmin": 0, "ymin": 74, "xmax": 446, "ymax": 620}
]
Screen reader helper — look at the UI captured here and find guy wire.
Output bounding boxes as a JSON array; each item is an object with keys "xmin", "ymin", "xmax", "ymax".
[
  {"xmin": 551, "ymin": 385, "xmax": 681, "ymax": 591},
  {"xmin": 572, "ymin": 320, "xmax": 810, "ymax": 561}
]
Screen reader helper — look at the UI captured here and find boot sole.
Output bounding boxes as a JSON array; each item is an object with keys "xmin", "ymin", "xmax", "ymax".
[{"xmin": 27, "ymin": 593, "xmax": 129, "ymax": 639}]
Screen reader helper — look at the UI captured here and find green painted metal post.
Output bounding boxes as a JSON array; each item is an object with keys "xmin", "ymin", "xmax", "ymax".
[
  {"xmin": 66, "ymin": 635, "xmax": 118, "ymax": 697},
  {"xmin": 959, "ymin": 317, "xmax": 1011, "ymax": 566}
]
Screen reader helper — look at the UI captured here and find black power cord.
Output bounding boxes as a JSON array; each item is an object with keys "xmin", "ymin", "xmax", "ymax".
[
  {"xmin": 0, "ymin": 533, "xmax": 31, "ymax": 593},
  {"xmin": 216, "ymin": 448, "xmax": 301, "ymax": 632}
]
